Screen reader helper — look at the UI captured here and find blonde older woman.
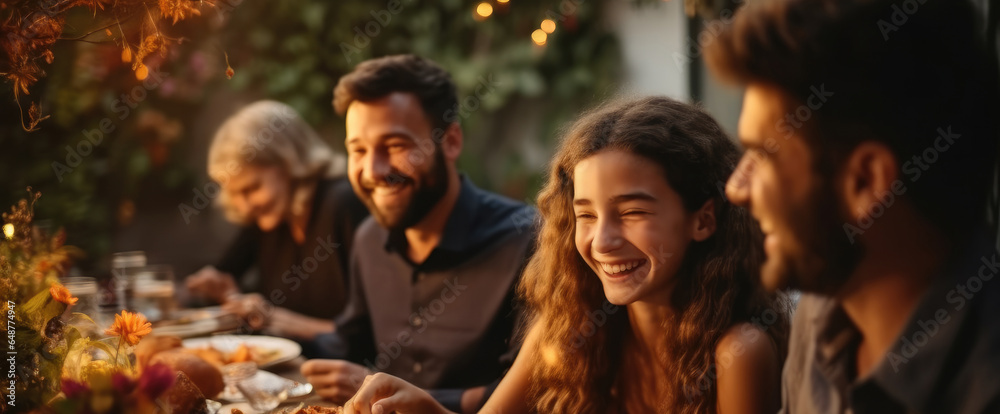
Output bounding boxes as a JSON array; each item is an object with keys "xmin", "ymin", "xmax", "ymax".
[{"xmin": 185, "ymin": 100, "xmax": 368, "ymax": 342}]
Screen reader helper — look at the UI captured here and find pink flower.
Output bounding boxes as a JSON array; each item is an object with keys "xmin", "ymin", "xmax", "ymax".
[
  {"xmin": 112, "ymin": 372, "xmax": 136, "ymax": 395},
  {"xmin": 139, "ymin": 363, "xmax": 175, "ymax": 399},
  {"xmin": 61, "ymin": 378, "xmax": 90, "ymax": 399}
]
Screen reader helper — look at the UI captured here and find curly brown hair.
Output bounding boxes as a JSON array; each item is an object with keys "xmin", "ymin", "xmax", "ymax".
[{"xmin": 518, "ymin": 96, "xmax": 790, "ymax": 413}]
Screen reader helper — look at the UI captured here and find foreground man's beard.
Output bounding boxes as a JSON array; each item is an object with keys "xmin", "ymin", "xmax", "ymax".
[
  {"xmin": 361, "ymin": 149, "xmax": 450, "ymax": 232},
  {"xmin": 768, "ymin": 178, "xmax": 863, "ymax": 296}
]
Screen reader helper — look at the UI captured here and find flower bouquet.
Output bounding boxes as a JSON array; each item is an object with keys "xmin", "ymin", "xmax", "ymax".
[
  {"xmin": 1, "ymin": 190, "xmax": 88, "ymax": 411},
  {"xmin": 1, "ymin": 191, "xmax": 211, "ymax": 413}
]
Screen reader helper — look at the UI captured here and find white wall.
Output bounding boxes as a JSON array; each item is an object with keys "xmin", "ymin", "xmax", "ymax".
[{"xmin": 608, "ymin": 0, "xmax": 690, "ymax": 101}]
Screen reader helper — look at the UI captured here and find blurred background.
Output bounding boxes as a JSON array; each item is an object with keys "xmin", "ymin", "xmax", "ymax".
[{"xmin": 1, "ymin": 0, "xmax": 752, "ymax": 280}]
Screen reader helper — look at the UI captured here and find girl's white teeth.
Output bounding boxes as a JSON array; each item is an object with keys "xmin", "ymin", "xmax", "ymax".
[{"xmin": 601, "ymin": 260, "xmax": 642, "ymax": 275}]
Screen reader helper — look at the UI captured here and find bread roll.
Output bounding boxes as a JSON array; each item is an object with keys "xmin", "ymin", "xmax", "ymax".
[
  {"xmin": 150, "ymin": 350, "xmax": 225, "ymax": 398},
  {"xmin": 135, "ymin": 335, "xmax": 183, "ymax": 370}
]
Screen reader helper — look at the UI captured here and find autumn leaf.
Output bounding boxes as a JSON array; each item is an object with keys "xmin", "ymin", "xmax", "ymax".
[
  {"xmin": 133, "ymin": 34, "xmax": 162, "ymax": 69},
  {"xmin": 159, "ymin": 0, "xmax": 202, "ymax": 25},
  {"xmin": 25, "ymin": 102, "xmax": 50, "ymax": 131}
]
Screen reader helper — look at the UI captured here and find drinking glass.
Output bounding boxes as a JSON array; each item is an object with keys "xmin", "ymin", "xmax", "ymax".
[
  {"xmin": 110, "ymin": 251, "xmax": 146, "ymax": 312},
  {"xmin": 132, "ymin": 264, "xmax": 176, "ymax": 322}
]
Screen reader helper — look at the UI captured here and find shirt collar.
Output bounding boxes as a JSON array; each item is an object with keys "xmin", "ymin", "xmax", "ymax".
[
  {"xmin": 868, "ymin": 238, "xmax": 991, "ymax": 412},
  {"xmin": 811, "ymin": 234, "xmax": 994, "ymax": 412},
  {"xmin": 383, "ymin": 174, "xmax": 481, "ymax": 258}
]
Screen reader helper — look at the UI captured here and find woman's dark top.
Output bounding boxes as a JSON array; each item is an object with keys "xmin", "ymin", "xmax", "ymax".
[{"xmin": 216, "ymin": 177, "xmax": 369, "ymax": 319}]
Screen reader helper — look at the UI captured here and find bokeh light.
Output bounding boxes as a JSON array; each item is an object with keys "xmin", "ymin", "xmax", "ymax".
[
  {"xmin": 532, "ymin": 29, "xmax": 547, "ymax": 45},
  {"xmin": 476, "ymin": 2, "xmax": 494, "ymax": 18},
  {"xmin": 540, "ymin": 19, "xmax": 556, "ymax": 34}
]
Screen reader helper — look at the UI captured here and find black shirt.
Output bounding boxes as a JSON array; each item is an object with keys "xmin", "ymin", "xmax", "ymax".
[{"xmin": 216, "ymin": 177, "xmax": 369, "ymax": 320}]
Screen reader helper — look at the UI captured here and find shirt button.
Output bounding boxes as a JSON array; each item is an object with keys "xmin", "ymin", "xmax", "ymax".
[
  {"xmin": 413, "ymin": 362, "xmax": 422, "ymax": 373},
  {"xmin": 411, "ymin": 316, "xmax": 424, "ymax": 328}
]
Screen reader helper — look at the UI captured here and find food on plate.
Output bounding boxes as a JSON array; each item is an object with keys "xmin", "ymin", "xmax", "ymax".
[
  {"xmin": 274, "ymin": 403, "xmax": 343, "ymax": 414},
  {"xmin": 186, "ymin": 342, "xmax": 283, "ymax": 367},
  {"xmin": 183, "ymin": 345, "xmax": 227, "ymax": 367},
  {"xmin": 150, "ymin": 350, "xmax": 226, "ymax": 398}
]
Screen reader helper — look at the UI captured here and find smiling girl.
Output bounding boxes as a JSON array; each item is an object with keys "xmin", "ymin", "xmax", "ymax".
[{"xmin": 343, "ymin": 96, "xmax": 790, "ymax": 414}]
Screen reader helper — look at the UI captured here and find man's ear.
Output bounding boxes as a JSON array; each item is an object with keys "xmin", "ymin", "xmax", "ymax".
[
  {"xmin": 692, "ymin": 198, "xmax": 717, "ymax": 242},
  {"xmin": 440, "ymin": 122, "xmax": 463, "ymax": 163},
  {"xmin": 839, "ymin": 141, "xmax": 899, "ymax": 226}
]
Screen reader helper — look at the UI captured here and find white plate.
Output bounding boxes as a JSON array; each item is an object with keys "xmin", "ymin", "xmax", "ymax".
[
  {"xmin": 153, "ymin": 318, "xmax": 222, "ymax": 338},
  {"xmin": 182, "ymin": 335, "xmax": 301, "ymax": 369}
]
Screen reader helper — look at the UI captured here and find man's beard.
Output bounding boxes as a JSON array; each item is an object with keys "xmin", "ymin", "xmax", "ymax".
[
  {"xmin": 363, "ymin": 149, "xmax": 450, "ymax": 232},
  {"xmin": 770, "ymin": 176, "xmax": 864, "ymax": 296}
]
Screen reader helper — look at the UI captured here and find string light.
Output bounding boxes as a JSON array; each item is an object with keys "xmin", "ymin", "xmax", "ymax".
[
  {"xmin": 497, "ymin": 0, "xmax": 509, "ymax": 3},
  {"xmin": 531, "ymin": 29, "xmax": 547, "ymax": 45},
  {"xmin": 476, "ymin": 2, "xmax": 493, "ymax": 18},
  {"xmin": 540, "ymin": 19, "xmax": 556, "ymax": 34},
  {"xmin": 3, "ymin": 223, "xmax": 14, "ymax": 240}
]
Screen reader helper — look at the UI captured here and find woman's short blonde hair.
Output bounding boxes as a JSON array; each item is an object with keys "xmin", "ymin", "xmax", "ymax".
[{"xmin": 208, "ymin": 100, "xmax": 346, "ymax": 224}]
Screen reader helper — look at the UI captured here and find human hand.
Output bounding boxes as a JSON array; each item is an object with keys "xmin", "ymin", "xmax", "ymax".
[
  {"xmin": 184, "ymin": 266, "xmax": 239, "ymax": 304},
  {"xmin": 220, "ymin": 293, "xmax": 271, "ymax": 330},
  {"xmin": 301, "ymin": 359, "xmax": 373, "ymax": 405},
  {"xmin": 261, "ymin": 308, "xmax": 334, "ymax": 341},
  {"xmin": 343, "ymin": 373, "xmax": 452, "ymax": 414}
]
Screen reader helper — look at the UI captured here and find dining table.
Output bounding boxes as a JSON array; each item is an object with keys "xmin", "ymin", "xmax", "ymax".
[
  {"xmin": 146, "ymin": 306, "xmax": 342, "ymax": 413},
  {"xmin": 219, "ymin": 355, "xmax": 340, "ymax": 413}
]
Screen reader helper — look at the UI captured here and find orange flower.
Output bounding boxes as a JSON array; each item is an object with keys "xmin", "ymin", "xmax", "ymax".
[
  {"xmin": 50, "ymin": 283, "xmax": 78, "ymax": 305},
  {"xmin": 105, "ymin": 310, "xmax": 152, "ymax": 346}
]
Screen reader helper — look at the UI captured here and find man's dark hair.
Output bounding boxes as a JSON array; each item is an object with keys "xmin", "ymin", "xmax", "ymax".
[
  {"xmin": 707, "ymin": 0, "xmax": 1000, "ymax": 237},
  {"xmin": 333, "ymin": 54, "xmax": 458, "ymax": 133}
]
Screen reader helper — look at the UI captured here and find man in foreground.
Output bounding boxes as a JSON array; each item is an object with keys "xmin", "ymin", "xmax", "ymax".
[{"xmin": 707, "ymin": 0, "xmax": 1000, "ymax": 412}]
